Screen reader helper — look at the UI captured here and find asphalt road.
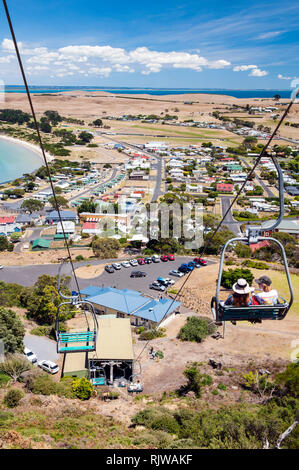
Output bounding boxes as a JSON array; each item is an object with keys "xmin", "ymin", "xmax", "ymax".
[
  {"xmin": 241, "ymin": 158, "xmax": 275, "ymax": 198},
  {"xmin": 0, "ymin": 256, "xmax": 215, "ymax": 296},
  {"xmin": 24, "ymin": 334, "xmax": 58, "ymax": 363},
  {"xmin": 221, "ymin": 196, "xmax": 241, "ymax": 236}
]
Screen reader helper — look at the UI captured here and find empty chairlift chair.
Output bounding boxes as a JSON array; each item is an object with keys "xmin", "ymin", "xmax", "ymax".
[{"xmin": 55, "ymin": 262, "xmax": 98, "ymax": 353}]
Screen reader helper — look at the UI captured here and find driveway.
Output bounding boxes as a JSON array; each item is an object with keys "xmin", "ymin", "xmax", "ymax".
[{"xmin": 24, "ymin": 334, "xmax": 58, "ymax": 362}]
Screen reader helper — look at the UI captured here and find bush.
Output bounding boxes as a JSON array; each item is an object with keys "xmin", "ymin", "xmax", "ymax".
[
  {"xmin": 183, "ymin": 362, "xmax": 213, "ymax": 397},
  {"xmin": 71, "ymin": 377, "xmax": 93, "ymax": 400},
  {"xmin": 217, "ymin": 383, "xmax": 227, "ymax": 391},
  {"xmin": 31, "ymin": 374, "xmax": 58, "ymax": 395},
  {"xmin": 30, "ymin": 326, "xmax": 52, "ymax": 337},
  {"xmin": 177, "ymin": 316, "xmax": 216, "ymax": 343},
  {"xmin": 132, "ymin": 407, "xmax": 180, "ymax": 435},
  {"xmin": 241, "ymin": 259, "xmax": 269, "ymax": 270},
  {"xmin": 221, "ymin": 268, "xmax": 254, "ymax": 289},
  {"xmin": 75, "ymin": 255, "xmax": 85, "ymax": 261},
  {"xmin": 3, "ymin": 388, "xmax": 24, "ymax": 408},
  {"xmin": 0, "ymin": 372, "xmax": 11, "ymax": 387},
  {"xmin": 275, "ymin": 363, "xmax": 299, "ymax": 398},
  {"xmin": 0, "ymin": 307, "xmax": 25, "ymax": 353},
  {"xmin": 139, "ymin": 328, "xmax": 166, "ymax": 341}
]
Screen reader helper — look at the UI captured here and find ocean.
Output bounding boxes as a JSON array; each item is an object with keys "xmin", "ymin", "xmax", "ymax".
[
  {"xmin": 4, "ymin": 86, "xmax": 291, "ymax": 99},
  {"xmin": 0, "ymin": 138, "xmax": 42, "ymax": 184}
]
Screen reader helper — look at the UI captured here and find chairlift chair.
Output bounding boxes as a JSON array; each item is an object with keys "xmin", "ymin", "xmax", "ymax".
[
  {"xmin": 55, "ymin": 261, "xmax": 98, "ymax": 353},
  {"xmin": 211, "ymin": 155, "xmax": 294, "ymax": 326}
]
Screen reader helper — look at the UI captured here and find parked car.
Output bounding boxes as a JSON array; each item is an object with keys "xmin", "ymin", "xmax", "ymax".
[
  {"xmin": 167, "ymin": 254, "xmax": 175, "ymax": 261},
  {"xmin": 130, "ymin": 271, "xmax": 147, "ymax": 278},
  {"xmin": 157, "ymin": 277, "xmax": 175, "ymax": 286},
  {"xmin": 145, "ymin": 257, "xmax": 152, "ymax": 264},
  {"xmin": 160, "ymin": 255, "xmax": 169, "ymax": 262},
  {"xmin": 137, "ymin": 258, "xmax": 145, "ymax": 265},
  {"xmin": 130, "ymin": 259, "xmax": 138, "ymax": 266},
  {"xmin": 38, "ymin": 360, "xmax": 59, "ymax": 374},
  {"xmin": 121, "ymin": 261, "xmax": 131, "ymax": 268},
  {"xmin": 24, "ymin": 347, "xmax": 37, "ymax": 364},
  {"xmin": 0, "ymin": 265, "xmax": 3, "ymax": 270},
  {"xmin": 105, "ymin": 265, "xmax": 114, "ymax": 273},
  {"xmin": 112, "ymin": 263, "xmax": 121, "ymax": 270},
  {"xmin": 152, "ymin": 255, "xmax": 160, "ymax": 263},
  {"xmin": 149, "ymin": 282, "xmax": 166, "ymax": 291},
  {"xmin": 169, "ymin": 269, "xmax": 184, "ymax": 277},
  {"xmin": 193, "ymin": 257, "xmax": 207, "ymax": 266}
]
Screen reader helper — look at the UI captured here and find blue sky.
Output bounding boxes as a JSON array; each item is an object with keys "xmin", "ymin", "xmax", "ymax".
[{"xmin": 0, "ymin": 0, "xmax": 298, "ymax": 88}]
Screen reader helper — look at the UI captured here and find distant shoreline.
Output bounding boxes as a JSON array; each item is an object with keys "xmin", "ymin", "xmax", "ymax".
[
  {"xmin": 4, "ymin": 86, "xmax": 291, "ymax": 99},
  {"xmin": 0, "ymin": 135, "xmax": 53, "ymax": 164}
]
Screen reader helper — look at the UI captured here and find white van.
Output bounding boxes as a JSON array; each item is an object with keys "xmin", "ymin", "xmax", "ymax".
[{"xmin": 24, "ymin": 347, "xmax": 38, "ymax": 364}]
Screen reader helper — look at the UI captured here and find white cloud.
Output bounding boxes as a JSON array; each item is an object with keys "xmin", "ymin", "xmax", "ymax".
[
  {"xmin": 1, "ymin": 37, "xmax": 232, "ymax": 78},
  {"xmin": 233, "ymin": 64, "xmax": 268, "ymax": 77},
  {"xmin": 0, "ymin": 55, "xmax": 14, "ymax": 63},
  {"xmin": 278, "ymin": 73, "xmax": 295, "ymax": 80},
  {"xmin": 249, "ymin": 68, "xmax": 268, "ymax": 77},
  {"xmin": 256, "ymin": 31, "xmax": 284, "ymax": 40},
  {"xmin": 233, "ymin": 64, "xmax": 257, "ymax": 71}
]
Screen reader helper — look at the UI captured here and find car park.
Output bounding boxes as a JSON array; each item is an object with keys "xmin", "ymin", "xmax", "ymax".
[
  {"xmin": 24, "ymin": 347, "xmax": 37, "ymax": 364},
  {"xmin": 149, "ymin": 282, "xmax": 166, "ymax": 291},
  {"xmin": 112, "ymin": 263, "xmax": 121, "ymax": 270},
  {"xmin": 152, "ymin": 255, "xmax": 160, "ymax": 263},
  {"xmin": 167, "ymin": 254, "xmax": 175, "ymax": 261},
  {"xmin": 137, "ymin": 258, "xmax": 145, "ymax": 265},
  {"xmin": 169, "ymin": 269, "xmax": 184, "ymax": 277},
  {"xmin": 38, "ymin": 360, "xmax": 59, "ymax": 374},
  {"xmin": 130, "ymin": 271, "xmax": 147, "ymax": 278},
  {"xmin": 160, "ymin": 255, "xmax": 169, "ymax": 262},
  {"xmin": 121, "ymin": 261, "xmax": 131, "ymax": 268},
  {"xmin": 105, "ymin": 265, "xmax": 114, "ymax": 273}
]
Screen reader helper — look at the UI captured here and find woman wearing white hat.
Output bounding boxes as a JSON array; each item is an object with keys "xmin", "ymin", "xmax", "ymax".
[{"xmin": 225, "ymin": 278, "xmax": 260, "ymax": 307}]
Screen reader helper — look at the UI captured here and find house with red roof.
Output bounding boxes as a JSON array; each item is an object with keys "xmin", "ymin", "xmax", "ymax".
[{"xmin": 216, "ymin": 183, "xmax": 233, "ymax": 193}]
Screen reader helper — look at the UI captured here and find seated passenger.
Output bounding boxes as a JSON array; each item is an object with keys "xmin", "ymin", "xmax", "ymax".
[
  {"xmin": 225, "ymin": 278, "xmax": 260, "ymax": 307},
  {"xmin": 254, "ymin": 276, "xmax": 278, "ymax": 305}
]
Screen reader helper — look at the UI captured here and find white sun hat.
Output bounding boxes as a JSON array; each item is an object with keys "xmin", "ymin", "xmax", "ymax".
[{"xmin": 232, "ymin": 278, "xmax": 252, "ymax": 295}]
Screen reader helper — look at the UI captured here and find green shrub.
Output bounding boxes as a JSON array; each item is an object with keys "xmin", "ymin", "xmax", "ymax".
[
  {"xmin": 182, "ymin": 362, "xmax": 213, "ymax": 397},
  {"xmin": 0, "ymin": 372, "xmax": 11, "ymax": 387},
  {"xmin": 156, "ymin": 350, "xmax": 164, "ymax": 359},
  {"xmin": 3, "ymin": 388, "xmax": 24, "ymax": 408},
  {"xmin": 177, "ymin": 316, "xmax": 216, "ymax": 343},
  {"xmin": 140, "ymin": 328, "xmax": 166, "ymax": 341},
  {"xmin": 56, "ymin": 376, "xmax": 76, "ymax": 398},
  {"xmin": 241, "ymin": 259, "xmax": 269, "ymax": 270},
  {"xmin": 132, "ymin": 407, "xmax": 180, "ymax": 435},
  {"xmin": 275, "ymin": 363, "xmax": 299, "ymax": 397},
  {"xmin": 135, "ymin": 326, "xmax": 145, "ymax": 334},
  {"xmin": 217, "ymin": 383, "xmax": 227, "ymax": 391},
  {"xmin": 221, "ymin": 268, "xmax": 254, "ymax": 289},
  {"xmin": 32, "ymin": 374, "xmax": 58, "ymax": 395},
  {"xmin": 71, "ymin": 377, "xmax": 93, "ymax": 400},
  {"xmin": 75, "ymin": 255, "xmax": 85, "ymax": 261},
  {"xmin": 30, "ymin": 326, "xmax": 52, "ymax": 336},
  {"xmin": 212, "ymin": 389, "xmax": 219, "ymax": 395}
]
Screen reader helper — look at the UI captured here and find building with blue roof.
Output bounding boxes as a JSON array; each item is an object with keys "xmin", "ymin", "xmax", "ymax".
[{"xmin": 85, "ymin": 286, "xmax": 181, "ymax": 327}]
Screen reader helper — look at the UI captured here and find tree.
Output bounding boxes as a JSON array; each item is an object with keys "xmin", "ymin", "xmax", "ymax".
[
  {"xmin": 78, "ymin": 131, "xmax": 94, "ymax": 144},
  {"xmin": 183, "ymin": 362, "xmax": 213, "ymax": 397},
  {"xmin": 77, "ymin": 199, "xmax": 97, "ymax": 215},
  {"xmin": 92, "ymin": 237, "xmax": 121, "ymax": 259},
  {"xmin": 40, "ymin": 121, "xmax": 52, "ymax": 133},
  {"xmin": 92, "ymin": 119, "xmax": 103, "ymax": 127},
  {"xmin": 0, "ymin": 236, "xmax": 10, "ymax": 252},
  {"xmin": 0, "ymin": 354, "xmax": 31, "ymax": 382},
  {"xmin": 21, "ymin": 198, "xmax": 44, "ymax": 213},
  {"xmin": 48, "ymin": 196, "xmax": 68, "ymax": 208},
  {"xmin": 177, "ymin": 316, "xmax": 216, "ymax": 343},
  {"xmin": 0, "ymin": 308, "xmax": 25, "ymax": 353},
  {"xmin": 44, "ymin": 110, "xmax": 63, "ymax": 126},
  {"xmin": 221, "ymin": 267, "xmax": 254, "ymax": 289}
]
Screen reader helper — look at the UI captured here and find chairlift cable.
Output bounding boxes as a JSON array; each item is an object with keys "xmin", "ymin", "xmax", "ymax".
[{"xmin": 2, "ymin": 0, "xmax": 82, "ymax": 298}]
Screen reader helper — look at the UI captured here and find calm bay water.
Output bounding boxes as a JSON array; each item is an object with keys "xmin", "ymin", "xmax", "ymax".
[
  {"xmin": 5, "ymin": 86, "xmax": 291, "ymax": 99},
  {"xmin": 0, "ymin": 138, "xmax": 42, "ymax": 183}
]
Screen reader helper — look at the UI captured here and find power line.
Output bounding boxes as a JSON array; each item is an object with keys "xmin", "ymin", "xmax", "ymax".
[{"xmin": 2, "ymin": 0, "xmax": 82, "ymax": 298}]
